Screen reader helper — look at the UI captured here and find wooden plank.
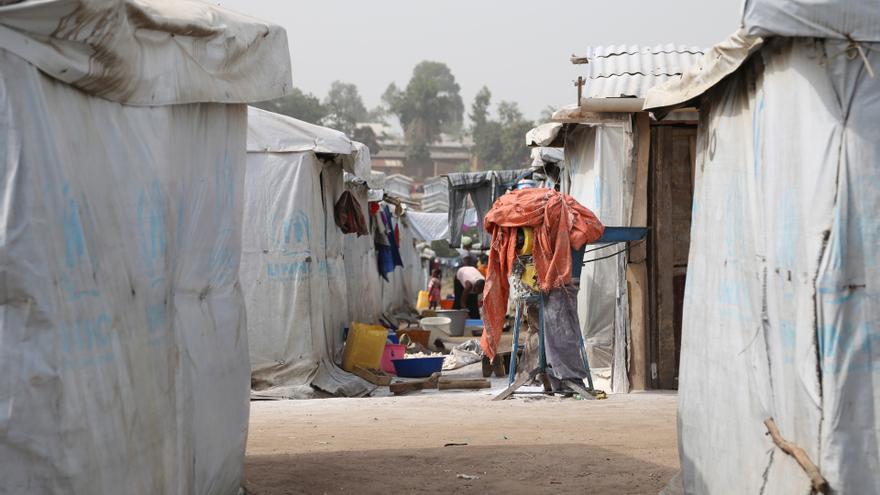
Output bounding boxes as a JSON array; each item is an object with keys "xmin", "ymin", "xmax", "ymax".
[
  {"xmin": 438, "ymin": 378, "xmax": 491, "ymax": 390},
  {"xmin": 626, "ymin": 263, "xmax": 649, "ymax": 390},
  {"xmin": 389, "ymin": 372, "xmax": 441, "ymax": 395},
  {"xmin": 649, "ymin": 125, "xmax": 698, "ymax": 390},
  {"xmin": 352, "ymin": 366, "xmax": 392, "ymax": 386},
  {"xmin": 564, "ymin": 380, "xmax": 597, "ymax": 400},
  {"xmin": 492, "ymin": 372, "xmax": 532, "ymax": 401},
  {"xmin": 652, "ymin": 126, "xmax": 677, "ymax": 390},
  {"xmin": 627, "ymin": 112, "xmax": 651, "ymax": 391}
]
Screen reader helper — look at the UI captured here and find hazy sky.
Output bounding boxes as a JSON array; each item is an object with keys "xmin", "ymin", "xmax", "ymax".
[{"xmin": 217, "ymin": 1, "xmax": 742, "ymax": 121}]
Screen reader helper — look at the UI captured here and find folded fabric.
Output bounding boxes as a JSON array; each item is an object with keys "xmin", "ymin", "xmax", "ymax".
[{"xmin": 481, "ymin": 188, "xmax": 604, "ymax": 360}]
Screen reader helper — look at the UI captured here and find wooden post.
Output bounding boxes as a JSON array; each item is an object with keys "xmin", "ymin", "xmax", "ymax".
[
  {"xmin": 627, "ymin": 112, "xmax": 651, "ymax": 390},
  {"xmin": 574, "ymin": 76, "xmax": 585, "ymax": 105},
  {"xmin": 652, "ymin": 126, "xmax": 677, "ymax": 390}
]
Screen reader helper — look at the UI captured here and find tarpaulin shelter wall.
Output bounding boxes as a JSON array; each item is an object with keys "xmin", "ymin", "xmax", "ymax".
[
  {"xmin": 342, "ymin": 177, "xmax": 385, "ymax": 325},
  {"xmin": 381, "ymin": 213, "xmax": 425, "ymax": 315},
  {"xmin": 342, "ymin": 179, "xmax": 425, "ymax": 318},
  {"xmin": 243, "ymin": 108, "xmax": 374, "ymax": 399},
  {"xmin": 645, "ymin": 2, "xmax": 880, "ymax": 491},
  {"xmin": 0, "ymin": 1, "xmax": 291, "ymax": 493},
  {"xmin": 559, "ymin": 122, "xmax": 635, "ymax": 394}
]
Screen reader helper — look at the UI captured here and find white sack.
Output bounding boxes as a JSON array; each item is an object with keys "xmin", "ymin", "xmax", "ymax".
[
  {"xmin": 674, "ymin": 38, "xmax": 880, "ymax": 494},
  {"xmin": 0, "ymin": 49, "xmax": 249, "ymax": 494}
]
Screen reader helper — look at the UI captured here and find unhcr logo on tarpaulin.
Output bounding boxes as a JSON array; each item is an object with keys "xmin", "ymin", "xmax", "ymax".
[
  {"xmin": 268, "ymin": 209, "xmax": 310, "ymax": 257},
  {"xmin": 266, "ymin": 208, "xmax": 312, "ymax": 282}
]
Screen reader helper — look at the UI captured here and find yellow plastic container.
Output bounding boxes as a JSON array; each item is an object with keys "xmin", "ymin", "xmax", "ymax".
[
  {"xmin": 416, "ymin": 290, "xmax": 430, "ymax": 310},
  {"xmin": 519, "ymin": 227, "xmax": 535, "ymax": 255},
  {"xmin": 342, "ymin": 322, "xmax": 388, "ymax": 372}
]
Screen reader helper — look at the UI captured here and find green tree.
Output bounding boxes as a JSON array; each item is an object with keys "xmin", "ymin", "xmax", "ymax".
[
  {"xmin": 469, "ymin": 92, "xmax": 533, "ymax": 170},
  {"xmin": 323, "ymin": 81, "xmax": 368, "ymax": 135},
  {"xmin": 470, "ymin": 86, "xmax": 491, "ymax": 130},
  {"xmin": 539, "ymin": 105, "xmax": 558, "ymax": 123},
  {"xmin": 497, "ymin": 101, "xmax": 534, "ymax": 170},
  {"xmin": 252, "ymin": 87, "xmax": 326, "ymax": 125},
  {"xmin": 352, "ymin": 126, "xmax": 381, "ymax": 156},
  {"xmin": 383, "ymin": 61, "xmax": 464, "ymax": 167}
]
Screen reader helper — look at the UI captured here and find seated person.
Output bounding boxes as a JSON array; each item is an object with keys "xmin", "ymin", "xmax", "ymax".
[{"xmin": 454, "ymin": 263, "xmax": 485, "ymax": 319}]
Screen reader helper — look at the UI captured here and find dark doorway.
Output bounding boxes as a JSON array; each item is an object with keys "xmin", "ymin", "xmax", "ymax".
[{"xmin": 648, "ymin": 124, "xmax": 697, "ymax": 390}]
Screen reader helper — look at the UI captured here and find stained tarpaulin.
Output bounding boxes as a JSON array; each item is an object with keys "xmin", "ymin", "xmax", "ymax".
[
  {"xmin": 646, "ymin": 36, "xmax": 880, "ymax": 494},
  {"xmin": 243, "ymin": 108, "xmax": 373, "ymax": 399},
  {"xmin": 0, "ymin": 51, "xmax": 254, "ymax": 494},
  {"xmin": 0, "ymin": 0, "xmax": 291, "ymax": 105},
  {"xmin": 563, "ymin": 123, "xmax": 635, "ymax": 393},
  {"xmin": 742, "ymin": 0, "xmax": 880, "ymax": 41},
  {"xmin": 0, "ymin": 1, "xmax": 290, "ymax": 492}
]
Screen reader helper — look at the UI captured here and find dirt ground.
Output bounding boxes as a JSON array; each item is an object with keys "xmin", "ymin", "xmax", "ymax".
[{"xmin": 243, "ymin": 387, "xmax": 679, "ymax": 495}]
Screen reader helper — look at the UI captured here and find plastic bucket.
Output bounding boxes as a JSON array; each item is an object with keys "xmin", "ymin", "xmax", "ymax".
[
  {"xmin": 439, "ymin": 299, "xmax": 454, "ymax": 310},
  {"xmin": 341, "ymin": 322, "xmax": 387, "ymax": 372},
  {"xmin": 434, "ymin": 309, "xmax": 468, "ymax": 337},
  {"xmin": 392, "ymin": 356, "xmax": 445, "ymax": 378},
  {"xmin": 380, "ymin": 344, "xmax": 407, "ymax": 374},
  {"xmin": 419, "ymin": 317, "xmax": 451, "ymax": 349}
]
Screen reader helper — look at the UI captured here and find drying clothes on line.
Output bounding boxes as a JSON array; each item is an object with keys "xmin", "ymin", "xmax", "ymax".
[
  {"xmin": 334, "ymin": 190, "xmax": 369, "ymax": 236},
  {"xmin": 374, "ymin": 204, "xmax": 403, "ymax": 280},
  {"xmin": 481, "ymin": 188, "xmax": 604, "ymax": 360},
  {"xmin": 447, "ymin": 169, "xmax": 533, "ymax": 248}
]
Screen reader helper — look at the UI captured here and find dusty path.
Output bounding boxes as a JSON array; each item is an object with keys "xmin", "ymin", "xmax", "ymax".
[{"xmin": 244, "ymin": 390, "xmax": 679, "ymax": 494}]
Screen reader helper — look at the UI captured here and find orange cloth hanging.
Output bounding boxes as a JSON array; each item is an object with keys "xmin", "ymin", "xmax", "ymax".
[{"xmin": 480, "ymin": 188, "xmax": 604, "ymax": 360}]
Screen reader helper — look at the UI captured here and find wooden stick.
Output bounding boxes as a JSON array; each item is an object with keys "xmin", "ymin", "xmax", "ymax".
[
  {"xmin": 438, "ymin": 378, "xmax": 491, "ymax": 390},
  {"xmin": 389, "ymin": 372, "xmax": 441, "ymax": 395},
  {"xmin": 763, "ymin": 417, "xmax": 829, "ymax": 494}
]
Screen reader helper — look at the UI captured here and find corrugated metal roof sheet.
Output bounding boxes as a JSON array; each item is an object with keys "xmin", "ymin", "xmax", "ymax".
[{"xmin": 583, "ymin": 44, "xmax": 705, "ymax": 99}]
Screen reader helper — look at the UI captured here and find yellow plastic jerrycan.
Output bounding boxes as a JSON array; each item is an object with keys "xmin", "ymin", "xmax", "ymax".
[
  {"xmin": 416, "ymin": 290, "xmax": 430, "ymax": 310},
  {"xmin": 342, "ymin": 322, "xmax": 388, "ymax": 372}
]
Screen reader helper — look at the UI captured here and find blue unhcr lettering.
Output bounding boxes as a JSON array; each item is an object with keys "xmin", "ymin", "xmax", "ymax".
[{"xmin": 266, "ymin": 261, "xmax": 310, "ymax": 282}]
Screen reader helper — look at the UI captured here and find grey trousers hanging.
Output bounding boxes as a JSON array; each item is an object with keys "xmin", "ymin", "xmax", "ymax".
[
  {"xmin": 447, "ymin": 169, "xmax": 534, "ymax": 248},
  {"xmin": 447, "ymin": 171, "xmax": 492, "ymax": 248}
]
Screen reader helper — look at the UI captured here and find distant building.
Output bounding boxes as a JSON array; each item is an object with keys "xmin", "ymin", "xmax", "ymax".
[
  {"xmin": 363, "ymin": 123, "xmax": 476, "ymax": 180},
  {"xmin": 383, "ymin": 174, "xmax": 414, "ymax": 200}
]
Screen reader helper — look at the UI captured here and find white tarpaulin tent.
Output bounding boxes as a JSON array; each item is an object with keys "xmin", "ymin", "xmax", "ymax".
[
  {"xmin": 342, "ymin": 181, "xmax": 425, "ymax": 322},
  {"xmin": 0, "ymin": 1, "xmax": 290, "ymax": 494},
  {"xmin": 559, "ymin": 123, "xmax": 634, "ymax": 394},
  {"xmin": 243, "ymin": 108, "xmax": 374, "ymax": 399},
  {"xmin": 645, "ymin": 1, "xmax": 880, "ymax": 492}
]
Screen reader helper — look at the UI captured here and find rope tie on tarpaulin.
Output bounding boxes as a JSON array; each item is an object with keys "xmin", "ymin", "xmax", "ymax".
[{"xmin": 826, "ymin": 36, "xmax": 875, "ymax": 79}]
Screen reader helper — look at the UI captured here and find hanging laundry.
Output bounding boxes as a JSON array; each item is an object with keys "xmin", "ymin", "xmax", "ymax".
[
  {"xmin": 383, "ymin": 205, "xmax": 404, "ymax": 268},
  {"xmin": 374, "ymin": 204, "xmax": 403, "ymax": 280},
  {"xmin": 334, "ymin": 190, "xmax": 368, "ymax": 236},
  {"xmin": 480, "ymin": 188, "xmax": 604, "ymax": 360},
  {"xmin": 447, "ymin": 169, "xmax": 534, "ymax": 248}
]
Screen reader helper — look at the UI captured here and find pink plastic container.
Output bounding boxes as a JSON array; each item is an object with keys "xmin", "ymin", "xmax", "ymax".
[{"xmin": 381, "ymin": 344, "xmax": 407, "ymax": 374}]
